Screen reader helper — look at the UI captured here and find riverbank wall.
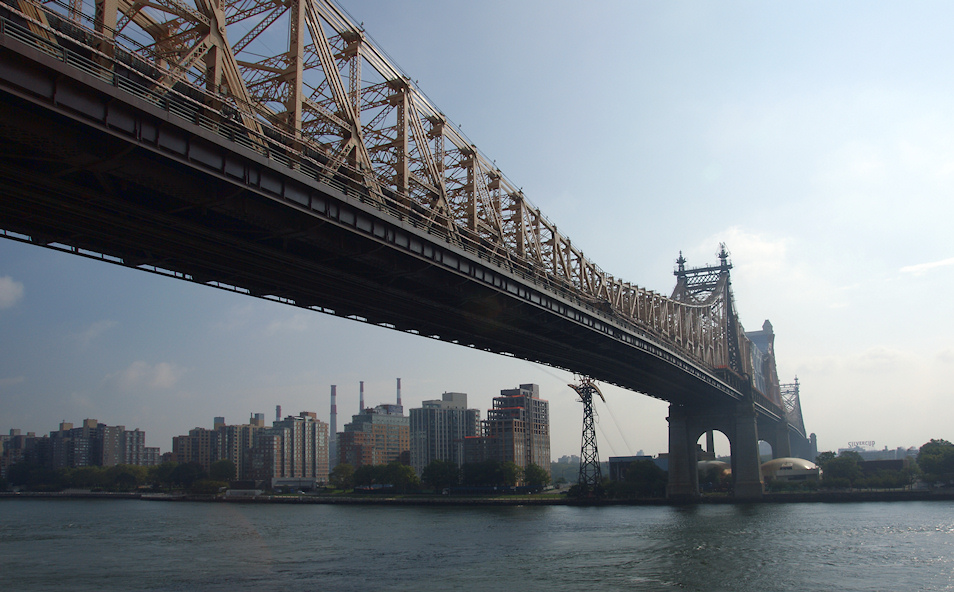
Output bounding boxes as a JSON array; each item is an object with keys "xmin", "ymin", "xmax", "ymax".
[{"xmin": 3, "ymin": 489, "xmax": 954, "ymax": 506}]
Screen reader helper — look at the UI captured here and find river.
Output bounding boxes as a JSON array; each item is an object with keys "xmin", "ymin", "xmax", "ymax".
[{"xmin": 1, "ymin": 499, "xmax": 952, "ymax": 591}]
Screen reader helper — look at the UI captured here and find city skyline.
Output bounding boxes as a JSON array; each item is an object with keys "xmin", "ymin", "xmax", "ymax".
[{"xmin": 2, "ymin": 1, "xmax": 954, "ymax": 460}]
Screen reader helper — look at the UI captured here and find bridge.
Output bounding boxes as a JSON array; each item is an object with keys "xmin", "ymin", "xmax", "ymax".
[{"xmin": 0, "ymin": 0, "xmax": 811, "ymax": 498}]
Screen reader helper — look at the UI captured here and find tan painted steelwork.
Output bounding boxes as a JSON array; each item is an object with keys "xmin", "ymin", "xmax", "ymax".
[{"xmin": 12, "ymin": 0, "xmax": 774, "ymax": 387}]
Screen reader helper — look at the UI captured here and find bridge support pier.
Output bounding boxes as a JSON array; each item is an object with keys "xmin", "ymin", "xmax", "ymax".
[
  {"xmin": 731, "ymin": 406, "xmax": 764, "ymax": 499},
  {"xmin": 666, "ymin": 407, "xmax": 698, "ymax": 499},
  {"xmin": 774, "ymin": 420, "xmax": 793, "ymax": 459},
  {"xmin": 666, "ymin": 402, "xmax": 764, "ymax": 500}
]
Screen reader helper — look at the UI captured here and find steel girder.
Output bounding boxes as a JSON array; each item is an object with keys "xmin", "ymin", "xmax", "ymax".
[{"xmin": 0, "ymin": 0, "xmax": 791, "ymax": 424}]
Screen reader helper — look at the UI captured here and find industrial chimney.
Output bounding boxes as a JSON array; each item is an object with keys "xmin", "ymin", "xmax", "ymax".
[
  {"xmin": 396, "ymin": 378, "xmax": 402, "ymax": 407},
  {"xmin": 330, "ymin": 384, "xmax": 338, "ymax": 469},
  {"xmin": 359, "ymin": 380, "xmax": 365, "ymax": 412},
  {"xmin": 330, "ymin": 385, "xmax": 337, "ymax": 436},
  {"xmin": 276, "ymin": 405, "xmax": 281, "ymax": 422}
]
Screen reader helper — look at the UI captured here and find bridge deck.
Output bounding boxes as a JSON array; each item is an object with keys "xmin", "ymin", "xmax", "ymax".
[{"xmin": 0, "ymin": 8, "xmax": 788, "ymax": 424}]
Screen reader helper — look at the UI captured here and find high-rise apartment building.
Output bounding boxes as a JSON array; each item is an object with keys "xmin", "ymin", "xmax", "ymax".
[
  {"xmin": 464, "ymin": 384, "xmax": 550, "ymax": 479},
  {"xmin": 276, "ymin": 412, "xmax": 329, "ymax": 481},
  {"xmin": 216, "ymin": 415, "xmax": 266, "ymax": 480},
  {"xmin": 172, "ymin": 427, "xmax": 219, "ymax": 471},
  {"xmin": 338, "ymin": 404, "xmax": 409, "ymax": 468},
  {"xmin": 47, "ymin": 419, "xmax": 153, "ymax": 469},
  {"xmin": 409, "ymin": 392, "xmax": 479, "ymax": 476},
  {"xmin": 247, "ymin": 412, "xmax": 329, "ymax": 484}
]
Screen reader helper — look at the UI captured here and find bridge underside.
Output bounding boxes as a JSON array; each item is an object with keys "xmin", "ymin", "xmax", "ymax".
[
  {"xmin": 0, "ymin": 33, "xmax": 761, "ymax": 417},
  {"xmin": 0, "ymin": 20, "xmax": 808, "ymax": 501}
]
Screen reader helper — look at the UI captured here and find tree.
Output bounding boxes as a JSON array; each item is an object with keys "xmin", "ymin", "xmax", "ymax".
[
  {"xmin": 353, "ymin": 464, "xmax": 385, "ymax": 487},
  {"xmin": 105, "ymin": 465, "xmax": 148, "ymax": 491},
  {"xmin": 523, "ymin": 463, "xmax": 550, "ymax": 490},
  {"xmin": 383, "ymin": 462, "xmax": 420, "ymax": 494},
  {"xmin": 918, "ymin": 439, "xmax": 954, "ymax": 481},
  {"xmin": 149, "ymin": 461, "xmax": 178, "ymax": 489},
  {"xmin": 7, "ymin": 461, "xmax": 67, "ymax": 491},
  {"xmin": 70, "ymin": 466, "xmax": 107, "ymax": 489},
  {"xmin": 190, "ymin": 479, "xmax": 227, "ymax": 495},
  {"xmin": 461, "ymin": 460, "xmax": 521, "ymax": 487},
  {"xmin": 815, "ymin": 451, "xmax": 836, "ymax": 470},
  {"xmin": 209, "ymin": 459, "xmax": 237, "ymax": 482},
  {"xmin": 821, "ymin": 453, "xmax": 863, "ymax": 488},
  {"xmin": 329, "ymin": 463, "xmax": 355, "ymax": 490},
  {"xmin": 168, "ymin": 462, "xmax": 206, "ymax": 489},
  {"xmin": 622, "ymin": 460, "xmax": 667, "ymax": 498},
  {"xmin": 421, "ymin": 460, "xmax": 459, "ymax": 492},
  {"xmin": 497, "ymin": 461, "xmax": 522, "ymax": 487}
]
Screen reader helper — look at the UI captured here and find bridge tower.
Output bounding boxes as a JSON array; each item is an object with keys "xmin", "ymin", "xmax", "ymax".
[
  {"xmin": 781, "ymin": 378, "xmax": 816, "ymax": 460},
  {"xmin": 570, "ymin": 377, "xmax": 605, "ymax": 496},
  {"xmin": 667, "ymin": 246, "xmax": 765, "ymax": 499}
]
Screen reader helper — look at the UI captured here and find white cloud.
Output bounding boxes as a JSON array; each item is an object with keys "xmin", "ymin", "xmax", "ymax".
[
  {"xmin": 0, "ymin": 276, "xmax": 24, "ymax": 309},
  {"xmin": 900, "ymin": 257, "xmax": 954, "ymax": 276},
  {"xmin": 106, "ymin": 361, "xmax": 186, "ymax": 391},
  {"xmin": 694, "ymin": 227, "xmax": 789, "ymax": 276}
]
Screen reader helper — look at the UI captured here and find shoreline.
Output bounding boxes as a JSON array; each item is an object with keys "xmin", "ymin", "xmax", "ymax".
[{"xmin": 3, "ymin": 489, "xmax": 954, "ymax": 506}]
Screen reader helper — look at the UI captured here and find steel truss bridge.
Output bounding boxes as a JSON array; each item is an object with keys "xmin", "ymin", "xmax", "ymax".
[{"xmin": 0, "ymin": 0, "xmax": 810, "ymax": 497}]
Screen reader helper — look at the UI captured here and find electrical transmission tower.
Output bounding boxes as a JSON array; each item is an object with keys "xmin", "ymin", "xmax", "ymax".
[{"xmin": 570, "ymin": 377, "xmax": 605, "ymax": 496}]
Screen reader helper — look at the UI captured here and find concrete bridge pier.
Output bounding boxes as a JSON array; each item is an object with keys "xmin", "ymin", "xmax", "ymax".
[
  {"xmin": 666, "ymin": 407, "xmax": 699, "ymax": 498},
  {"xmin": 666, "ymin": 401, "xmax": 765, "ymax": 500},
  {"xmin": 731, "ymin": 405, "xmax": 765, "ymax": 499}
]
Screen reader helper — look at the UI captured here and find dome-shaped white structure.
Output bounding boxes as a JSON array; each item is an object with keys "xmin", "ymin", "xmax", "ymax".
[{"xmin": 761, "ymin": 457, "xmax": 820, "ymax": 481}]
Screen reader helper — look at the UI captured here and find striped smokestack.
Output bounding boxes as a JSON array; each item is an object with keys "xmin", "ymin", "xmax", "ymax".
[
  {"xmin": 330, "ymin": 385, "xmax": 337, "ymax": 437},
  {"xmin": 330, "ymin": 385, "xmax": 338, "ymax": 469},
  {"xmin": 396, "ymin": 378, "xmax": 402, "ymax": 407},
  {"xmin": 359, "ymin": 380, "xmax": 364, "ymax": 412}
]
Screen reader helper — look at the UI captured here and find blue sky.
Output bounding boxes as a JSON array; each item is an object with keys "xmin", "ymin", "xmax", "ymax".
[{"xmin": 2, "ymin": 0, "xmax": 953, "ymax": 460}]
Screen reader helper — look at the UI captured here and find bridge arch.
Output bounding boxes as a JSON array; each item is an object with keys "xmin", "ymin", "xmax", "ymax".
[{"xmin": 667, "ymin": 402, "xmax": 765, "ymax": 499}]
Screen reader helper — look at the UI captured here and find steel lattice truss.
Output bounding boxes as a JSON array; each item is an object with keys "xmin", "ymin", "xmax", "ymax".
[
  {"xmin": 12, "ymin": 0, "xmax": 775, "ymax": 387},
  {"xmin": 780, "ymin": 378, "xmax": 806, "ymax": 437},
  {"xmin": 671, "ymin": 245, "xmax": 754, "ymax": 383}
]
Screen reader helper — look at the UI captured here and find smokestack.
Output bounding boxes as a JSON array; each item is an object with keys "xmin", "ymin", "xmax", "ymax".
[
  {"xmin": 330, "ymin": 385, "xmax": 337, "ymax": 437},
  {"xmin": 360, "ymin": 380, "xmax": 365, "ymax": 412},
  {"xmin": 330, "ymin": 385, "xmax": 338, "ymax": 469},
  {"xmin": 276, "ymin": 405, "xmax": 281, "ymax": 422},
  {"xmin": 396, "ymin": 378, "xmax": 402, "ymax": 407}
]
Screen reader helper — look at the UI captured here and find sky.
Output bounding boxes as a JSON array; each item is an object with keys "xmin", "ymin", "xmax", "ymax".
[{"xmin": 2, "ymin": 0, "xmax": 953, "ymax": 461}]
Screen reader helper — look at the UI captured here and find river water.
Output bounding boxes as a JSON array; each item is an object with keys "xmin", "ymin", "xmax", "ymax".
[{"xmin": 1, "ymin": 499, "xmax": 953, "ymax": 591}]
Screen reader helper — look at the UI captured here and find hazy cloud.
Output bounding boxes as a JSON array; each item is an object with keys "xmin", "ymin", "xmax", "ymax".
[
  {"xmin": 0, "ymin": 376, "xmax": 25, "ymax": 388},
  {"xmin": 0, "ymin": 276, "xmax": 24, "ymax": 309},
  {"xmin": 106, "ymin": 361, "xmax": 186, "ymax": 391},
  {"xmin": 697, "ymin": 227, "xmax": 789, "ymax": 275},
  {"xmin": 847, "ymin": 347, "xmax": 912, "ymax": 374},
  {"xmin": 73, "ymin": 320, "xmax": 118, "ymax": 348},
  {"xmin": 265, "ymin": 313, "xmax": 312, "ymax": 335},
  {"xmin": 900, "ymin": 257, "xmax": 954, "ymax": 276},
  {"xmin": 211, "ymin": 303, "xmax": 256, "ymax": 332}
]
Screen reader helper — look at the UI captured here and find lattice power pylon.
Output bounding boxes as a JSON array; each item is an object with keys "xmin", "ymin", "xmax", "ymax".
[{"xmin": 570, "ymin": 377, "xmax": 605, "ymax": 495}]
